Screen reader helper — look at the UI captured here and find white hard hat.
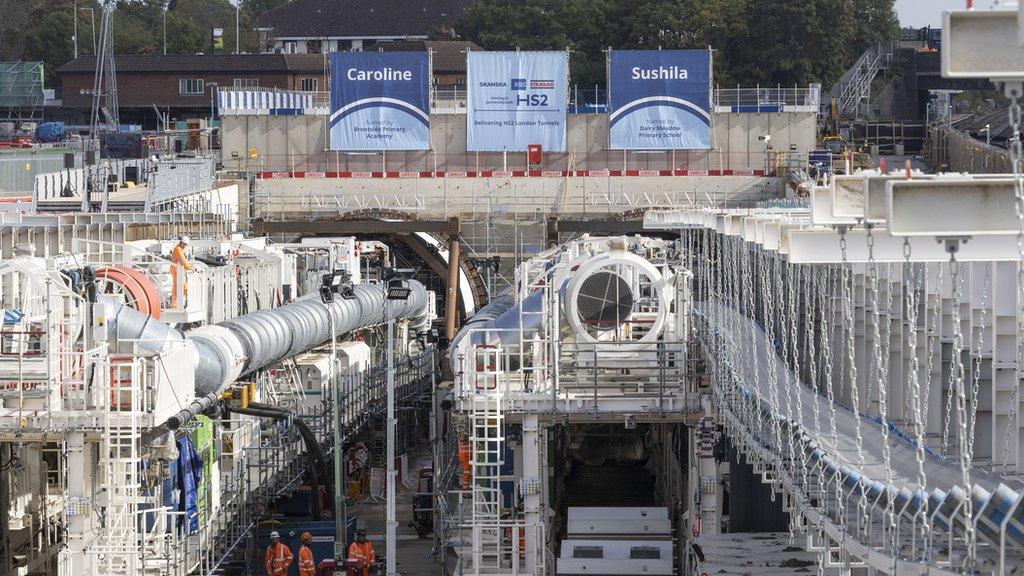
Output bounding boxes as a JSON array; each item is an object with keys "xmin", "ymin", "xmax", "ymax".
[
  {"xmin": 270, "ymin": 530, "xmax": 280, "ymax": 539},
  {"xmin": 178, "ymin": 235, "xmax": 190, "ymax": 245}
]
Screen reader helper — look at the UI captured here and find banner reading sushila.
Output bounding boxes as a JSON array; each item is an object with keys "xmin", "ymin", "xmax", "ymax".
[{"xmin": 609, "ymin": 50, "xmax": 712, "ymax": 150}]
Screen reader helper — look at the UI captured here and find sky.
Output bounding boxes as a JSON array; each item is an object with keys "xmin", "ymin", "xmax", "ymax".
[{"xmin": 895, "ymin": 0, "xmax": 997, "ymax": 28}]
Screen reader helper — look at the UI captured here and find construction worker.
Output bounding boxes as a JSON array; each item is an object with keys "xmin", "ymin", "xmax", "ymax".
[
  {"xmin": 170, "ymin": 235, "xmax": 192, "ymax": 308},
  {"xmin": 264, "ymin": 531, "xmax": 293, "ymax": 576},
  {"xmin": 297, "ymin": 532, "xmax": 317, "ymax": 576},
  {"xmin": 347, "ymin": 528, "xmax": 376, "ymax": 576},
  {"xmin": 457, "ymin": 432, "xmax": 472, "ymax": 489}
]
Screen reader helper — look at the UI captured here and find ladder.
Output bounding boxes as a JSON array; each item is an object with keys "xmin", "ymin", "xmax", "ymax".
[
  {"xmin": 468, "ymin": 394, "xmax": 505, "ymax": 574},
  {"xmin": 91, "ymin": 357, "xmax": 149, "ymax": 575}
]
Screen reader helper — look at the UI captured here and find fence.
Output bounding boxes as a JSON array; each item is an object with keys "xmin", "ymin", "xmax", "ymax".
[
  {"xmin": 930, "ymin": 125, "xmax": 1016, "ymax": 174},
  {"xmin": 0, "ymin": 149, "xmax": 77, "ymax": 198},
  {"xmin": 219, "ymin": 84, "xmax": 819, "ymax": 116},
  {"xmin": 234, "ymin": 149, "xmax": 777, "ymax": 177},
  {"xmin": 714, "ymin": 86, "xmax": 820, "ymax": 111},
  {"xmin": 146, "ymin": 157, "xmax": 216, "ymax": 211},
  {"xmin": 33, "ymin": 158, "xmax": 151, "ymax": 209}
]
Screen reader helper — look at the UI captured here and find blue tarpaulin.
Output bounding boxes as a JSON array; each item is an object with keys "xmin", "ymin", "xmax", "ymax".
[
  {"xmin": 176, "ymin": 435, "xmax": 204, "ymax": 534},
  {"xmin": 2, "ymin": 309, "xmax": 23, "ymax": 325}
]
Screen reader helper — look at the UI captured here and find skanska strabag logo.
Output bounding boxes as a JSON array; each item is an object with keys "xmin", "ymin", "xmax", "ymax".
[{"xmin": 510, "ymin": 78, "xmax": 527, "ymax": 91}]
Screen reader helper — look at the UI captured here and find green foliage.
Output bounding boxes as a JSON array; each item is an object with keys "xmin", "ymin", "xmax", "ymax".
[
  {"xmin": 458, "ymin": 0, "xmax": 899, "ymax": 88},
  {"xmin": 1, "ymin": 0, "xmax": 267, "ymax": 87}
]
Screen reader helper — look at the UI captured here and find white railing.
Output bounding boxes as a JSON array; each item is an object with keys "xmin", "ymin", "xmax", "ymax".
[
  {"xmin": 146, "ymin": 157, "xmax": 216, "ymax": 211},
  {"xmin": 714, "ymin": 85, "xmax": 821, "ymax": 109}
]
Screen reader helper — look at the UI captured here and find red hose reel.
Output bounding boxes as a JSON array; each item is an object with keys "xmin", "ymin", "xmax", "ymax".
[{"xmin": 94, "ymin": 266, "xmax": 162, "ymax": 320}]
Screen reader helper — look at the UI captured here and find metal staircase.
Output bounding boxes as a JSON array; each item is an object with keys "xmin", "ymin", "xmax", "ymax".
[{"xmin": 828, "ymin": 43, "xmax": 894, "ymax": 118}]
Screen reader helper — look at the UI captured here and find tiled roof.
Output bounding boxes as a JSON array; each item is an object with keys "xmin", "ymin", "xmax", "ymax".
[
  {"xmin": 380, "ymin": 40, "xmax": 480, "ymax": 73},
  {"xmin": 57, "ymin": 54, "xmax": 326, "ymax": 74}
]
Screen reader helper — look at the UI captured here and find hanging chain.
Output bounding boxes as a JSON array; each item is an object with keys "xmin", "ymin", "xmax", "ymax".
[
  {"xmin": 1002, "ymin": 95, "xmax": 1024, "ymax": 467},
  {"xmin": 967, "ymin": 263, "xmax": 990, "ymax": 462},
  {"xmin": 942, "ymin": 265, "xmax": 966, "ymax": 456},
  {"xmin": 838, "ymin": 228, "xmax": 869, "ymax": 534},
  {"xmin": 948, "ymin": 249, "xmax": 977, "ymax": 570},
  {"xmin": 923, "ymin": 264, "xmax": 943, "ymax": 438},
  {"xmin": 903, "ymin": 242, "xmax": 932, "ymax": 562}
]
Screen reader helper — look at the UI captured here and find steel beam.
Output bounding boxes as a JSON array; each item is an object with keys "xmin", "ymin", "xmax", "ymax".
[
  {"xmin": 446, "ymin": 235, "xmax": 461, "ymax": 342},
  {"xmin": 943, "ymin": 9, "xmax": 1024, "ymax": 81},
  {"xmin": 832, "ymin": 173, "xmax": 873, "ymax": 220},
  {"xmin": 812, "ymin": 185, "xmax": 857, "ymax": 226},
  {"xmin": 887, "ymin": 178, "xmax": 1020, "ymax": 236},
  {"xmin": 787, "ymin": 228, "xmax": 1024, "ymax": 263},
  {"xmin": 547, "ymin": 218, "xmax": 648, "ymax": 239},
  {"xmin": 865, "ymin": 173, "xmax": 933, "ymax": 223},
  {"xmin": 252, "ymin": 218, "xmax": 460, "ymax": 236}
]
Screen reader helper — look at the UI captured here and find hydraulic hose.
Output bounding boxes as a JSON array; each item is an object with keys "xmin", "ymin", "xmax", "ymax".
[{"xmin": 229, "ymin": 405, "xmax": 334, "ymax": 518}]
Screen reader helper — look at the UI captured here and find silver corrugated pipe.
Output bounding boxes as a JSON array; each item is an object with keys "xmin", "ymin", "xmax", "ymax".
[{"xmin": 102, "ymin": 281, "xmax": 429, "ymax": 396}]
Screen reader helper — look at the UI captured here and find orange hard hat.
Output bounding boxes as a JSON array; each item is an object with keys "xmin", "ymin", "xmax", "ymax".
[{"xmin": 301, "ymin": 532, "xmax": 312, "ymax": 542}]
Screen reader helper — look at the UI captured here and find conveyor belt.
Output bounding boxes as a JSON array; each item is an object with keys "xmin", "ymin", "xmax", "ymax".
[{"xmin": 696, "ymin": 299, "xmax": 1024, "ymax": 549}]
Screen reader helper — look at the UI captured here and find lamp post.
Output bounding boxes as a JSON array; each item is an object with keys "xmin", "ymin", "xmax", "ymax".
[
  {"xmin": 384, "ymin": 277, "xmax": 412, "ymax": 576},
  {"xmin": 163, "ymin": 3, "xmax": 167, "ymax": 55},
  {"xmin": 322, "ymin": 271, "xmax": 355, "ymax": 562},
  {"xmin": 235, "ymin": 1, "xmax": 241, "ymax": 53}
]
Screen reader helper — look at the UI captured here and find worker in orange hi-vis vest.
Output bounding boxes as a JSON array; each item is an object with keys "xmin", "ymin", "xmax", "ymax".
[
  {"xmin": 458, "ymin": 432, "xmax": 472, "ymax": 489},
  {"xmin": 264, "ymin": 531, "xmax": 293, "ymax": 576},
  {"xmin": 347, "ymin": 529, "xmax": 376, "ymax": 576},
  {"xmin": 297, "ymin": 532, "xmax": 317, "ymax": 576},
  {"xmin": 170, "ymin": 236, "xmax": 193, "ymax": 308}
]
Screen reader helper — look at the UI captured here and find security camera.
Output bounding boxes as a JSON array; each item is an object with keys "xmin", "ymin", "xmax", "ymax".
[{"xmin": 758, "ymin": 134, "xmax": 771, "ymax": 143}]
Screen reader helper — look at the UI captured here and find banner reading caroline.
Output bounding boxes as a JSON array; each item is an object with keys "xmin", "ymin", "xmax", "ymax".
[
  {"xmin": 609, "ymin": 50, "xmax": 712, "ymax": 150},
  {"xmin": 467, "ymin": 51, "xmax": 567, "ymax": 152},
  {"xmin": 329, "ymin": 52, "xmax": 430, "ymax": 150}
]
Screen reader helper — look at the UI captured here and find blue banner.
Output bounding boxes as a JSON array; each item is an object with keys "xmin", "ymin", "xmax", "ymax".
[
  {"xmin": 609, "ymin": 50, "xmax": 712, "ymax": 150},
  {"xmin": 329, "ymin": 52, "xmax": 430, "ymax": 150},
  {"xmin": 467, "ymin": 51, "xmax": 567, "ymax": 152}
]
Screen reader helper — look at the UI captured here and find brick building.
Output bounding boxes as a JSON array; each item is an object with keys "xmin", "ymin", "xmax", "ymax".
[{"xmin": 56, "ymin": 54, "xmax": 327, "ymax": 128}]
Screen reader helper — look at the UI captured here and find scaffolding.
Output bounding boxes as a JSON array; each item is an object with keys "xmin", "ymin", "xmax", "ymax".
[{"xmin": 0, "ymin": 62, "xmax": 44, "ymax": 123}]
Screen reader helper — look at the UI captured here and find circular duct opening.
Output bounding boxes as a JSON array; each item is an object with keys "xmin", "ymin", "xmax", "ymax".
[{"xmin": 575, "ymin": 271, "xmax": 633, "ymax": 330}]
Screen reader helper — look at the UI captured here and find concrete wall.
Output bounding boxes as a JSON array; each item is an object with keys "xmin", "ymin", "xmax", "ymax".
[
  {"xmin": 931, "ymin": 126, "xmax": 1014, "ymax": 174},
  {"xmin": 222, "ymin": 111, "xmax": 817, "ymax": 173}
]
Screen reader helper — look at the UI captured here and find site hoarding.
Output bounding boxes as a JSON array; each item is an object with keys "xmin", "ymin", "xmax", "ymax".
[
  {"xmin": 609, "ymin": 50, "xmax": 712, "ymax": 150},
  {"xmin": 328, "ymin": 52, "xmax": 430, "ymax": 151},
  {"xmin": 466, "ymin": 51, "xmax": 568, "ymax": 152}
]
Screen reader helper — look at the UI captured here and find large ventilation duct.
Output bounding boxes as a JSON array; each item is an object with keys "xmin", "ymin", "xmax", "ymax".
[
  {"xmin": 449, "ymin": 247, "xmax": 673, "ymax": 367},
  {"xmin": 102, "ymin": 280, "xmax": 429, "ymax": 395}
]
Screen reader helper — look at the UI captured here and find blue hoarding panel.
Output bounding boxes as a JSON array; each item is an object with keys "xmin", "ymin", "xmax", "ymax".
[
  {"xmin": 467, "ymin": 51, "xmax": 568, "ymax": 152},
  {"xmin": 609, "ymin": 50, "xmax": 712, "ymax": 150},
  {"xmin": 329, "ymin": 52, "xmax": 430, "ymax": 151}
]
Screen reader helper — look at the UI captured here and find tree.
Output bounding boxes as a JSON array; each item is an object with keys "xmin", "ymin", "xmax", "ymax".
[
  {"xmin": 459, "ymin": 0, "xmax": 896, "ymax": 90},
  {"xmin": 852, "ymin": 0, "xmax": 899, "ymax": 51},
  {"xmin": 0, "ymin": 0, "xmax": 30, "ymax": 61}
]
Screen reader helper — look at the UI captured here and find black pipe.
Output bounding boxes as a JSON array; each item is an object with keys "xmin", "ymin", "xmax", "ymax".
[
  {"xmin": 247, "ymin": 403, "xmax": 335, "ymax": 496},
  {"xmin": 167, "ymin": 393, "xmax": 221, "ymax": 430},
  {"xmin": 228, "ymin": 405, "xmax": 336, "ymax": 516}
]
